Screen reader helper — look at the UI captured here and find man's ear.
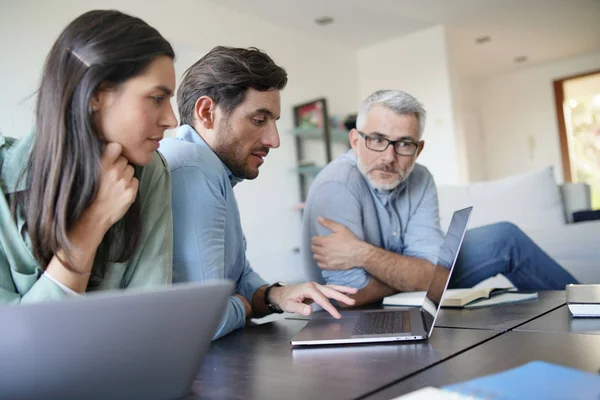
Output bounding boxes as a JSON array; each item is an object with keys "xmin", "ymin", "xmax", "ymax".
[
  {"xmin": 194, "ymin": 96, "xmax": 217, "ymax": 129},
  {"xmin": 416, "ymin": 140, "xmax": 425, "ymax": 158},
  {"xmin": 349, "ymin": 129, "xmax": 360, "ymax": 155}
]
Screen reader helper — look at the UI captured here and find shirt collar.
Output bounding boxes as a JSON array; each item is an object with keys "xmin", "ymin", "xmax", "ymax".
[
  {"xmin": 175, "ymin": 124, "xmax": 244, "ymax": 187},
  {"xmin": 0, "ymin": 133, "xmax": 34, "ymax": 194}
]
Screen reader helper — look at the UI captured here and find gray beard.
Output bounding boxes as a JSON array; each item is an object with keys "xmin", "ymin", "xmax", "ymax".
[{"xmin": 356, "ymin": 151, "xmax": 414, "ymax": 191}]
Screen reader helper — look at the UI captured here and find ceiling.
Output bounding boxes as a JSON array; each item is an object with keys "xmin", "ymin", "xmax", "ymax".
[{"xmin": 205, "ymin": 0, "xmax": 600, "ymax": 78}]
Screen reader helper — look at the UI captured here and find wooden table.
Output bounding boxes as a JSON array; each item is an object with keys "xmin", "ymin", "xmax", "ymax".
[
  {"xmin": 364, "ymin": 330, "xmax": 600, "ymax": 399},
  {"xmin": 188, "ymin": 321, "xmax": 496, "ymax": 400},
  {"xmin": 516, "ymin": 304, "xmax": 600, "ymax": 335},
  {"xmin": 433, "ymin": 290, "xmax": 566, "ymax": 331},
  {"xmin": 187, "ymin": 290, "xmax": 600, "ymax": 400}
]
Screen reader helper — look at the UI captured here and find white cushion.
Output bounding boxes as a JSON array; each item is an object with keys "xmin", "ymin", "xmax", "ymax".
[
  {"xmin": 438, "ymin": 166, "xmax": 566, "ymax": 231},
  {"xmin": 522, "ymin": 221, "xmax": 600, "ymax": 283}
]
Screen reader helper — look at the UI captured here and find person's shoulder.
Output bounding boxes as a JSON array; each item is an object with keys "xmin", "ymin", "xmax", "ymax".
[
  {"xmin": 160, "ymin": 138, "xmax": 223, "ymax": 176},
  {"xmin": 138, "ymin": 151, "xmax": 170, "ymax": 191},
  {"xmin": 0, "ymin": 133, "xmax": 17, "ymax": 151},
  {"xmin": 0, "ymin": 134, "xmax": 33, "ymax": 193},
  {"xmin": 0, "ymin": 134, "xmax": 30, "ymax": 160},
  {"xmin": 311, "ymin": 151, "xmax": 366, "ymax": 194},
  {"xmin": 159, "ymin": 140, "xmax": 230, "ymax": 195},
  {"xmin": 159, "ymin": 137, "xmax": 210, "ymax": 167},
  {"xmin": 0, "ymin": 134, "xmax": 16, "ymax": 166}
]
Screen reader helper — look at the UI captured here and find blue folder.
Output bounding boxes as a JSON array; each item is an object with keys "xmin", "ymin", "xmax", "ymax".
[{"xmin": 444, "ymin": 361, "xmax": 600, "ymax": 400}]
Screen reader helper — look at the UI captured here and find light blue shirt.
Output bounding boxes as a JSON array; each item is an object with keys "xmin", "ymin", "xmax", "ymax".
[
  {"xmin": 301, "ymin": 150, "xmax": 444, "ymax": 290},
  {"xmin": 159, "ymin": 125, "xmax": 267, "ymax": 340}
]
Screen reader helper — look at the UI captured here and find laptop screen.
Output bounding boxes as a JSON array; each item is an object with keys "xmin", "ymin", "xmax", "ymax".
[{"xmin": 421, "ymin": 207, "xmax": 473, "ymax": 336}]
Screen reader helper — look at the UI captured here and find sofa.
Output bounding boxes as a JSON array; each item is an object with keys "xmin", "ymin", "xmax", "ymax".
[{"xmin": 437, "ymin": 166, "xmax": 600, "ymax": 284}]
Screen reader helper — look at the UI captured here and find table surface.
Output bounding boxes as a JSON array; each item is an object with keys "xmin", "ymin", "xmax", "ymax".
[
  {"xmin": 433, "ymin": 290, "xmax": 566, "ymax": 331},
  {"xmin": 187, "ymin": 290, "xmax": 596, "ymax": 400},
  {"xmin": 363, "ymin": 330, "xmax": 600, "ymax": 400},
  {"xmin": 516, "ymin": 304, "xmax": 600, "ymax": 335},
  {"xmin": 286, "ymin": 290, "xmax": 566, "ymax": 331},
  {"xmin": 189, "ymin": 320, "xmax": 497, "ymax": 400}
]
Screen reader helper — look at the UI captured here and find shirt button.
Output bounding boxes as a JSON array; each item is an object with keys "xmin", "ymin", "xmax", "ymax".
[{"xmin": 392, "ymin": 231, "xmax": 398, "ymax": 236}]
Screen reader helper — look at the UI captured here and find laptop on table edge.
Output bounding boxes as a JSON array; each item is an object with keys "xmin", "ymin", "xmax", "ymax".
[
  {"xmin": 0, "ymin": 280, "xmax": 233, "ymax": 400},
  {"xmin": 291, "ymin": 206, "xmax": 473, "ymax": 346}
]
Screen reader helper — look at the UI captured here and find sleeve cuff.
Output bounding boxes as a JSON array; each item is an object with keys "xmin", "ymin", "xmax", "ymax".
[{"xmin": 43, "ymin": 272, "xmax": 82, "ymax": 296}]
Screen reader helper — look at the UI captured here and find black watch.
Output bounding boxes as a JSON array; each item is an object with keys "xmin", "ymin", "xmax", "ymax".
[{"xmin": 264, "ymin": 282, "xmax": 286, "ymax": 314}]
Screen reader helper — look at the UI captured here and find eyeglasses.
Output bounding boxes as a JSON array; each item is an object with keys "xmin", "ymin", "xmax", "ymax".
[{"xmin": 357, "ymin": 131, "xmax": 419, "ymax": 156}]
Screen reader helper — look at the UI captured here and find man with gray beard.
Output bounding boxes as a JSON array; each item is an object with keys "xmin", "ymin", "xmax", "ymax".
[{"xmin": 301, "ymin": 90, "xmax": 577, "ymax": 306}]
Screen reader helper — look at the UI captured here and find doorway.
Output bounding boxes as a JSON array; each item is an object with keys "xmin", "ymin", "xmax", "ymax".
[{"xmin": 554, "ymin": 70, "xmax": 600, "ymax": 209}]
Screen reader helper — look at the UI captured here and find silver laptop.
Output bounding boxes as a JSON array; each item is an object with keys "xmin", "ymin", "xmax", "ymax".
[
  {"xmin": 291, "ymin": 207, "xmax": 472, "ymax": 346},
  {"xmin": 0, "ymin": 280, "xmax": 233, "ymax": 400}
]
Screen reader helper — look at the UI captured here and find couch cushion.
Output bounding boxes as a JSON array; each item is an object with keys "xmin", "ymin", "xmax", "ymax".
[
  {"xmin": 437, "ymin": 166, "xmax": 566, "ymax": 230},
  {"xmin": 522, "ymin": 221, "xmax": 600, "ymax": 283}
]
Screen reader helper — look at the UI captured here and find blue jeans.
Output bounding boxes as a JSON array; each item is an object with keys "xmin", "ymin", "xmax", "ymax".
[{"xmin": 449, "ymin": 222, "xmax": 579, "ymax": 290}]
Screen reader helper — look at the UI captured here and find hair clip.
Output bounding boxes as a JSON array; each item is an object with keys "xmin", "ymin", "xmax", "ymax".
[{"xmin": 68, "ymin": 48, "xmax": 90, "ymax": 67}]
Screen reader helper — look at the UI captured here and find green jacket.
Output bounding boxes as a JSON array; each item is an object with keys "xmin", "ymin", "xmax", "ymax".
[{"xmin": 0, "ymin": 133, "xmax": 173, "ymax": 305}]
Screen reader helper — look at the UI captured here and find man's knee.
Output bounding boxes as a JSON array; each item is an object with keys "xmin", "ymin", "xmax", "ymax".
[{"xmin": 484, "ymin": 221, "xmax": 526, "ymax": 241}]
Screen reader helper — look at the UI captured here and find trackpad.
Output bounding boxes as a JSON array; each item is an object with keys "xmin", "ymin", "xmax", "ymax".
[{"xmin": 295, "ymin": 318, "xmax": 356, "ymax": 341}]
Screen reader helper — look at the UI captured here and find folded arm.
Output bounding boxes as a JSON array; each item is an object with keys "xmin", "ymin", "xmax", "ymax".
[
  {"xmin": 308, "ymin": 173, "xmax": 445, "ymax": 307},
  {"xmin": 312, "ymin": 217, "xmax": 434, "ymax": 306}
]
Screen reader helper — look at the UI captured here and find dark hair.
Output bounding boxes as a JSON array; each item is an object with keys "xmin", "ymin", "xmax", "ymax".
[
  {"xmin": 177, "ymin": 46, "xmax": 288, "ymax": 126},
  {"xmin": 13, "ymin": 10, "xmax": 175, "ymax": 277}
]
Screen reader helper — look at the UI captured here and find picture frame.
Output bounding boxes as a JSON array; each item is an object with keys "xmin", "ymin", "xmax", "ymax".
[{"xmin": 293, "ymin": 98, "xmax": 328, "ymax": 130}]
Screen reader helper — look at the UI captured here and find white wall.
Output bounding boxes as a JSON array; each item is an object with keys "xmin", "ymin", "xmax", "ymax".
[
  {"xmin": 357, "ymin": 25, "xmax": 463, "ymax": 185},
  {"xmin": 477, "ymin": 51, "xmax": 600, "ymax": 182},
  {"xmin": 0, "ymin": 0, "xmax": 359, "ymax": 283},
  {"xmin": 455, "ymin": 79, "xmax": 487, "ymax": 182},
  {"xmin": 445, "ymin": 26, "xmax": 488, "ymax": 183}
]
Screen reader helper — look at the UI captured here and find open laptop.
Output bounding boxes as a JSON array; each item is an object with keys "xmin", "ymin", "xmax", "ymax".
[
  {"xmin": 291, "ymin": 206, "xmax": 472, "ymax": 346},
  {"xmin": 0, "ymin": 280, "xmax": 233, "ymax": 400}
]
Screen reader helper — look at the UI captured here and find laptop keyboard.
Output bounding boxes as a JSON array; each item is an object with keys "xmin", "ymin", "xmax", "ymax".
[{"xmin": 353, "ymin": 311, "xmax": 410, "ymax": 336}]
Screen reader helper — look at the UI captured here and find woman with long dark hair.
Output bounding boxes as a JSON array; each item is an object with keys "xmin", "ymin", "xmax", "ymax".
[{"xmin": 0, "ymin": 10, "xmax": 178, "ymax": 304}]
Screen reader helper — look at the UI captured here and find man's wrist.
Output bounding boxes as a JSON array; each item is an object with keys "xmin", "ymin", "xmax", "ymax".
[
  {"xmin": 353, "ymin": 240, "xmax": 374, "ymax": 267},
  {"xmin": 266, "ymin": 284, "xmax": 285, "ymax": 312}
]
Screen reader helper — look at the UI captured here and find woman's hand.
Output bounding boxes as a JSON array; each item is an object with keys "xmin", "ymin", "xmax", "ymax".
[
  {"xmin": 45, "ymin": 142, "xmax": 140, "ymax": 292},
  {"xmin": 87, "ymin": 142, "xmax": 139, "ymax": 232}
]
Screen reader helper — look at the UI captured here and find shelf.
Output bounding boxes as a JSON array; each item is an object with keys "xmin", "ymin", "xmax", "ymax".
[
  {"xmin": 289, "ymin": 127, "xmax": 350, "ymax": 144},
  {"xmin": 330, "ymin": 128, "xmax": 351, "ymax": 143},
  {"xmin": 291, "ymin": 165, "xmax": 323, "ymax": 176},
  {"xmin": 289, "ymin": 126, "xmax": 323, "ymax": 138}
]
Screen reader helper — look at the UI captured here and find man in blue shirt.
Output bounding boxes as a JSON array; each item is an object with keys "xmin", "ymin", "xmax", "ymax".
[
  {"xmin": 302, "ymin": 90, "xmax": 578, "ymax": 307},
  {"xmin": 159, "ymin": 46, "xmax": 356, "ymax": 339}
]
